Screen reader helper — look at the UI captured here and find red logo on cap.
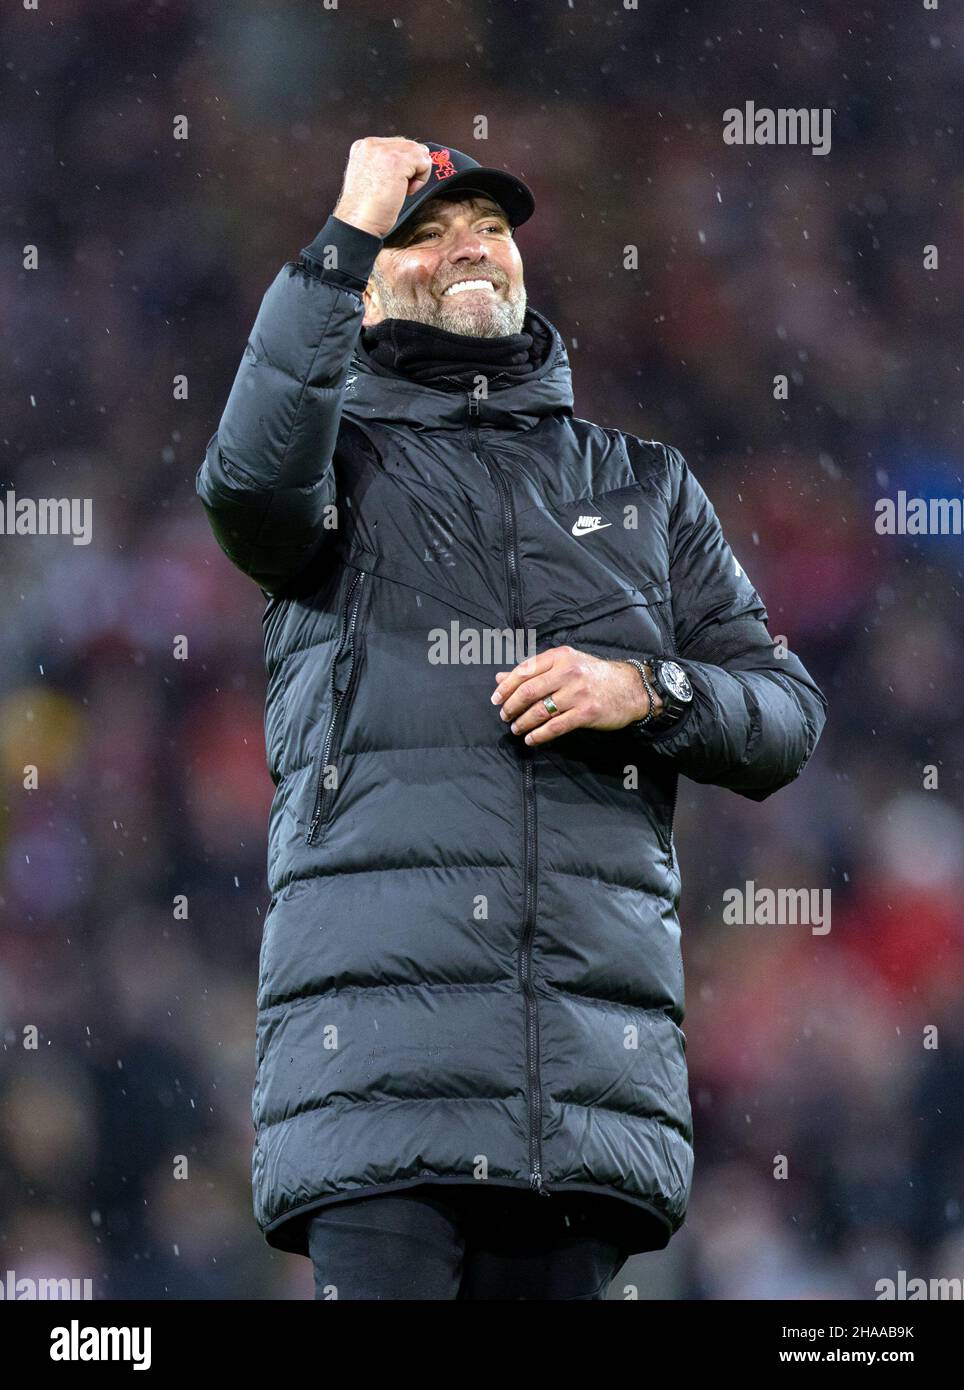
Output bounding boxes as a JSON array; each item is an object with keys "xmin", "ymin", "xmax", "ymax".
[{"xmin": 430, "ymin": 148, "xmax": 457, "ymax": 180}]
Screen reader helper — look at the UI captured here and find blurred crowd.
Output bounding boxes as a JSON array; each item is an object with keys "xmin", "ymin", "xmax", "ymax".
[{"xmin": 1, "ymin": 0, "xmax": 961, "ymax": 1299}]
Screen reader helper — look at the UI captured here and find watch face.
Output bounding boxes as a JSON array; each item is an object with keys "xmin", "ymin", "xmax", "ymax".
[{"xmin": 659, "ymin": 660, "xmax": 693, "ymax": 702}]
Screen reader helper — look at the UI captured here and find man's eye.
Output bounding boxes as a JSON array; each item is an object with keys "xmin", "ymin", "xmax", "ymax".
[{"xmin": 412, "ymin": 223, "xmax": 507, "ymax": 242}]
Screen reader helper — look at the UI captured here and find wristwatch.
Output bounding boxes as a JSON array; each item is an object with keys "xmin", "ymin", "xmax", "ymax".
[{"xmin": 627, "ymin": 657, "xmax": 694, "ymax": 731}]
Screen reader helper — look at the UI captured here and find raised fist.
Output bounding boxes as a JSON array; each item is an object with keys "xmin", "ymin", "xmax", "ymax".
[{"xmin": 333, "ymin": 137, "xmax": 434, "ymax": 239}]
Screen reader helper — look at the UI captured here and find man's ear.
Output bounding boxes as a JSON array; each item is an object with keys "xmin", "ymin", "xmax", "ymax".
[{"xmin": 361, "ymin": 276, "xmax": 382, "ymax": 328}]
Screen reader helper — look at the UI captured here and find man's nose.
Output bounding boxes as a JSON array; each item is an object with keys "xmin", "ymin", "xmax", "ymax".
[{"xmin": 445, "ymin": 229, "xmax": 487, "ymax": 260}]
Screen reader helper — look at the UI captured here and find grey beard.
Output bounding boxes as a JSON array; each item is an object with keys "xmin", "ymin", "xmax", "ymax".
[{"xmin": 373, "ymin": 278, "xmax": 527, "ymax": 337}]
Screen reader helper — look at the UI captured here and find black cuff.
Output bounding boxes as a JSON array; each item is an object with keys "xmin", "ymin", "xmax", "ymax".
[
  {"xmin": 628, "ymin": 696, "xmax": 696, "ymax": 744},
  {"xmin": 299, "ymin": 214, "xmax": 383, "ymax": 291}
]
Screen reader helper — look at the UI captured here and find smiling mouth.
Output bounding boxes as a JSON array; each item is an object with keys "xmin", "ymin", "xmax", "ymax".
[{"xmin": 441, "ymin": 279, "xmax": 499, "ymax": 298}]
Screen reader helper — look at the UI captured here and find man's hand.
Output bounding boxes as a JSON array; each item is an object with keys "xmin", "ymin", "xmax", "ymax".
[
  {"xmin": 333, "ymin": 137, "xmax": 434, "ymax": 239},
  {"xmin": 491, "ymin": 648, "xmax": 663, "ymax": 746}
]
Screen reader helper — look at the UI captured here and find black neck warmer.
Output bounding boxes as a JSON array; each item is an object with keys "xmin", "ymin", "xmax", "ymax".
[{"xmin": 359, "ymin": 313, "xmax": 551, "ymax": 392}]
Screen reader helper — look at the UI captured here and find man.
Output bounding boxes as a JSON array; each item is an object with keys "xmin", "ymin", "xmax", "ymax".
[{"xmin": 196, "ymin": 137, "xmax": 827, "ymax": 1299}]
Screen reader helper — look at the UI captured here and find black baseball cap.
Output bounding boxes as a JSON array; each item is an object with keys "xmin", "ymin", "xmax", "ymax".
[{"xmin": 383, "ymin": 139, "xmax": 535, "ymax": 241}]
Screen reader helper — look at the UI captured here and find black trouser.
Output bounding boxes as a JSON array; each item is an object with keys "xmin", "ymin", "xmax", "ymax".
[{"xmin": 307, "ymin": 1184, "xmax": 632, "ymax": 1300}]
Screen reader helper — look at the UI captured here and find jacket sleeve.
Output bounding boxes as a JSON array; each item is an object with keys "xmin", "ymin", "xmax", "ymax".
[
  {"xmin": 195, "ymin": 215, "xmax": 382, "ymax": 594},
  {"xmin": 627, "ymin": 445, "xmax": 827, "ymax": 801}
]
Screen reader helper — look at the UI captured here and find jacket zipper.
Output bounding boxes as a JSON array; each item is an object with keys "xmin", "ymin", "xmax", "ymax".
[
  {"xmin": 656, "ymin": 599, "xmax": 679, "ymax": 662},
  {"xmin": 653, "ymin": 600, "xmax": 681, "ymax": 832},
  {"xmin": 467, "ymin": 392, "xmax": 548, "ymax": 1200},
  {"xmin": 305, "ymin": 568, "xmax": 367, "ymax": 846}
]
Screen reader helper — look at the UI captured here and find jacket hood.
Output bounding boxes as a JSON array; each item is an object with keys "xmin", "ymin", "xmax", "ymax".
[{"xmin": 343, "ymin": 304, "xmax": 574, "ymax": 431}]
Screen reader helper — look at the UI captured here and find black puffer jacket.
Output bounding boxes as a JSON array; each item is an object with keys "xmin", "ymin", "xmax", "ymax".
[{"xmin": 196, "ymin": 215, "xmax": 827, "ymax": 1257}]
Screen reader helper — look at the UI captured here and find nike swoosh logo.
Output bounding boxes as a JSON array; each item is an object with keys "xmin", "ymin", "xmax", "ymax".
[{"xmin": 571, "ymin": 518, "xmax": 613, "ymax": 537}]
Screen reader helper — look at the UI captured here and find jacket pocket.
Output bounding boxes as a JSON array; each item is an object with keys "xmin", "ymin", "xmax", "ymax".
[
  {"xmin": 305, "ymin": 567, "xmax": 368, "ymax": 846},
  {"xmin": 651, "ymin": 595, "xmax": 679, "ymax": 659},
  {"xmin": 539, "ymin": 581, "xmax": 670, "ymax": 654}
]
